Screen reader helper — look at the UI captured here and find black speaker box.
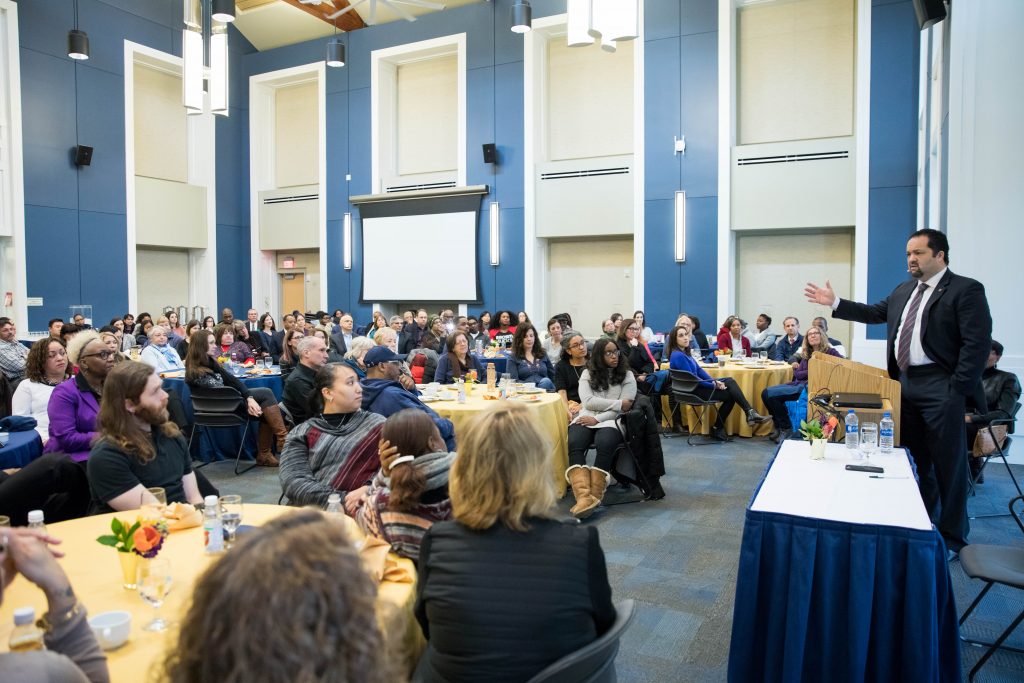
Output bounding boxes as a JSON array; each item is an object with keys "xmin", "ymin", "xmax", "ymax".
[
  {"xmin": 73, "ymin": 145, "xmax": 93, "ymax": 167},
  {"xmin": 482, "ymin": 143, "xmax": 497, "ymax": 164},
  {"xmin": 912, "ymin": 0, "xmax": 946, "ymax": 30}
]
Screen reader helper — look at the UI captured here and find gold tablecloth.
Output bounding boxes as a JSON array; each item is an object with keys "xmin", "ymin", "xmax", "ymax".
[
  {"xmin": 427, "ymin": 390, "xmax": 569, "ymax": 495},
  {"xmin": 0, "ymin": 504, "xmax": 424, "ymax": 681},
  {"xmin": 661, "ymin": 361, "xmax": 794, "ymax": 437}
]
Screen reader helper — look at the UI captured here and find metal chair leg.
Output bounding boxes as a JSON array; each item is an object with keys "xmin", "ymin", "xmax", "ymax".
[
  {"xmin": 686, "ymin": 404, "xmax": 722, "ymax": 446},
  {"xmin": 188, "ymin": 426, "xmax": 209, "ymax": 469},
  {"xmin": 967, "ymin": 608, "xmax": 1024, "ymax": 681},
  {"xmin": 233, "ymin": 421, "xmax": 257, "ymax": 475},
  {"xmin": 968, "ymin": 453, "xmax": 1022, "ymax": 520},
  {"xmin": 959, "ymin": 583, "xmax": 994, "ymax": 627}
]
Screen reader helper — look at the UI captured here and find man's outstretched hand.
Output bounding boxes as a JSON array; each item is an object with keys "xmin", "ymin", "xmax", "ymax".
[{"xmin": 804, "ymin": 280, "xmax": 836, "ymax": 307}]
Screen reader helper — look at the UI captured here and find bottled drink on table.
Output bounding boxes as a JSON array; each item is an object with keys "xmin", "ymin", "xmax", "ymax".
[
  {"xmin": 326, "ymin": 493, "xmax": 342, "ymax": 515},
  {"xmin": 9, "ymin": 607, "xmax": 45, "ymax": 652},
  {"xmin": 486, "ymin": 363, "xmax": 496, "ymax": 390},
  {"xmin": 26, "ymin": 509, "xmax": 46, "ymax": 535},
  {"xmin": 879, "ymin": 412, "xmax": 894, "ymax": 453},
  {"xmin": 475, "ymin": 339, "xmax": 483, "ymax": 355},
  {"xmin": 845, "ymin": 410, "xmax": 859, "ymax": 451},
  {"xmin": 860, "ymin": 422, "xmax": 878, "ymax": 460},
  {"xmin": 203, "ymin": 494, "xmax": 224, "ymax": 554}
]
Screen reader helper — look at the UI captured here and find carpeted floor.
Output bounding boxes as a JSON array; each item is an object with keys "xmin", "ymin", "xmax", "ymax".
[{"xmin": 203, "ymin": 435, "xmax": 1024, "ymax": 683}]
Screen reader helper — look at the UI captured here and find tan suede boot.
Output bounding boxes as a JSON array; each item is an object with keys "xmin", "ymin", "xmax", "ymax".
[
  {"xmin": 566, "ymin": 466, "xmax": 596, "ymax": 517},
  {"xmin": 583, "ymin": 467, "xmax": 611, "ymax": 516},
  {"xmin": 256, "ymin": 422, "xmax": 280, "ymax": 467},
  {"xmin": 261, "ymin": 404, "xmax": 289, "ymax": 452}
]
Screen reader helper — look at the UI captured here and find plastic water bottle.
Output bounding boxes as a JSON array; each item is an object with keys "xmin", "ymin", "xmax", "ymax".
[
  {"xmin": 203, "ymin": 495, "xmax": 224, "ymax": 554},
  {"xmin": 8, "ymin": 607, "xmax": 45, "ymax": 652},
  {"xmin": 26, "ymin": 510, "xmax": 46, "ymax": 535},
  {"xmin": 845, "ymin": 410, "xmax": 859, "ymax": 450},
  {"xmin": 325, "ymin": 493, "xmax": 342, "ymax": 515},
  {"xmin": 457, "ymin": 378, "xmax": 466, "ymax": 404},
  {"xmin": 880, "ymin": 412, "xmax": 894, "ymax": 454}
]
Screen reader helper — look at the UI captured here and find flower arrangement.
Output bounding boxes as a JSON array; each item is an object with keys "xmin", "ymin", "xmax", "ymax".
[
  {"xmin": 799, "ymin": 415, "xmax": 839, "ymax": 441},
  {"xmin": 97, "ymin": 517, "xmax": 170, "ymax": 558},
  {"xmin": 714, "ymin": 349, "xmax": 730, "ymax": 357},
  {"xmin": 465, "ymin": 369, "xmax": 478, "ymax": 384}
]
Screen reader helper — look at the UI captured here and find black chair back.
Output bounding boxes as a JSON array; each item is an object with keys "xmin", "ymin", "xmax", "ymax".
[
  {"xmin": 525, "ymin": 599, "xmax": 636, "ymax": 683},
  {"xmin": 669, "ymin": 369, "xmax": 711, "ymax": 405},
  {"xmin": 189, "ymin": 385, "xmax": 247, "ymax": 427}
]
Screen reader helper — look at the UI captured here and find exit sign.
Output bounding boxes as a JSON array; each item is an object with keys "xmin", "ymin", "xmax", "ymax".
[{"xmin": 282, "ymin": 258, "xmax": 295, "ymax": 269}]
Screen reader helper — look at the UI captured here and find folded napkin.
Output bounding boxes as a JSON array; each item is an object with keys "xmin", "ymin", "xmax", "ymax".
[
  {"xmin": 0, "ymin": 415, "xmax": 38, "ymax": 432},
  {"xmin": 358, "ymin": 534, "xmax": 414, "ymax": 584},
  {"xmin": 162, "ymin": 502, "xmax": 203, "ymax": 531}
]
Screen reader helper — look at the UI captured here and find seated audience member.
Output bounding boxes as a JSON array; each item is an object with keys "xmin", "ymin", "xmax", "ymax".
[
  {"xmin": 365, "ymin": 311, "xmax": 387, "ymax": 341},
  {"xmin": 616, "ymin": 318, "xmax": 664, "ymax": 423},
  {"xmin": 762, "ymin": 325, "xmax": 841, "ymax": 442},
  {"xmin": 667, "ymin": 325, "xmax": 769, "ymax": 441},
  {"xmin": 686, "ymin": 315, "xmax": 708, "ymax": 351},
  {"xmin": 599, "ymin": 318, "xmax": 616, "ymax": 340},
  {"xmin": 278, "ymin": 329, "xmax": 304, "ymax": 379},
  {"xmin": 610, "ymin": 312, "xmax": 624, "ymax": 334},
  {"xmin": 12, "ymin": 338, "xmax": 71, "ymax": 444},
  {"xmin": 388, "ymin": 315, "xmax": 404, "ymax": 334},
  {"xmin": 362, "ymin": 347, "xmax": 456, "ymax": 451},
  {"xmin": 508, "ymin": 324, "xmax": 555, "ymax": 391},
  {"xmin": 399, "ymin": 310, "xmax": 429, "ymax": 355},
  {"xmin": 139, "ymin": 325, "xmax": 185, "ymax": 372},
  {"xmin": 407, "ymin": 334, "xmax": 441, "ymax": 386},
  {"xmin": 202, "ymin": 315, "xmax": 216, "ymax": 331},
  {"xmin": 0, "ymin": 451, "xmax": 91, "ymax": 526},
  {"xmin": 213, "ymin": 323, "xmax": 253, "ymax": 363},
  {"xmin": 750, "ymin": 313, "xmax": 777, "ymax": 354},
  {"xmin": 434, "ymin": 331, "xmax": 485, "ymax": 384},
  {"xmin": 487, "ymin": 310, "xmax": 517, "ymax": 349},
  {"xmin": 72, "ymin": 313, "xmax": 86, "ymax": 328},
  {"xmin": 58, "ymin": 323, "xmax": 82, "ymax": 347},
  {"xmin": 772, "ymin": 316, "xmax": 802, "ymax": 361},
  {"xmin": 716, "ymin": 316, "xmax": 750, "ymax": 357},
  {"xmin": 0, "ymin": 316, "xmax": 29, "ymax": 381},
  {"xmin": 279, "ymin": 363, "xmax": 385, "ymax": 508},
  {"xmin": 175, "ymin": 319, "xmax": 201, "ymax": 358},
  {"xmin": 241, "ymin": 308, "xmax": 261, "ymax": 337},
  {"xmin": 122, "ymin": 313, "xmax": 136, "ymax": 335},
  {"xmin": 166, "ymin": 311, "xmax": 186, "ymax": 339},
  {"xmin": 87, "ymin": 362, "xmax": 205, "ymax": 514},
  {"xmin": 544, "ymin": 317, "xmax": 565, "ymax": 360},
  {"xmin": 48, "ymin": 318, "xmax": 64, "ymax": 339},
  {"xmin": 554, "ymin": 331, "xmax": 589, "ymax": 422},
  {"xmin": 256, "ymin": 313, "xmax": 281, "ymax": 362},
  {"xmin": 232, "ymin": 320, "xmax": 262, "ymax": 357},
  {"xmin": 341, "ymin": 336, "xmax": 374, "ymax": 379},
  {"xmin": 663, "ymin": 314, "xmax": 702, "ymax": 361},
  {"xmin": 185, "ymin": 330, "xmax": 287, "ymax": 467},
  {"xmin": 633, "ymin": 310, "xmax": 654, "ymax": 340},
  {"xmin": 43, "ymin": 332, "xmax": 112, "ymax": 462},
  {"xmin": 566, "ymin": 338, "xmax": 636, "ymax": 519},
  {"xmin": 466, "ymin": 316, "xmax": 486, "ymax": 348},
  {"xmin": 219, "ymin": 307, "xmax": 234, "ymax": 325},
  {"xmin": 455, "ymin": 316, "xmax": 469, "ymax": 336},
  {"xmin": 330, "ymin": 313, "xmax": 356, "ymax": 357},
  {"xmin": 517, "ymin": 311, "xmax": 531, "ymax": 326},
  {"xmin": 135, "ymin": 319, "xmax": 154, "ymax": 347},
  {"xmin": 811, "ymin": 316, "xmax": 846, "ymax": 357},
  {"xmin": 353, "ymin": 410, "xmax": 455, "ymax": 561},
  {"xmin": 281, "ymin": 336, "xmax": 329, "ymax": 425},
  {"xmin": 415, "ymin": 402, "xmax": 615, "ymax": 681},
  {"xmin": 0, "ymin": 526, "xmax": 110, "ymax": 682},
  {"xmin": 162, "ymin": 510, "xmax": 389, "ymax": 683},
  {"xmin": 426, "ymin": 315, "xmax": 446, "ymax": 350},
  {"xmin": 374, "ymin": 329, "xmax": 416, "ymax": 390},
  {"xmin": 966, "ymin": 340, "xmax": 1022, "ymax": 482},
  {"xmin": 97, "ymin": 330, "xmax": 128, "ymax": 364}
]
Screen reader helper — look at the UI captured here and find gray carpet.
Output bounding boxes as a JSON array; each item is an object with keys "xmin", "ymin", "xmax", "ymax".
[{"xmin": 203, "ymin": 436, "xmax": 1024, "ymax": 683}]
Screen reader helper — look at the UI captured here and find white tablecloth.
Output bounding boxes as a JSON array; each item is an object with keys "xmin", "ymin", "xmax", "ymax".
[{"xmin": 750, "ymin": 440, "xmax": 932, "ymax": 531}]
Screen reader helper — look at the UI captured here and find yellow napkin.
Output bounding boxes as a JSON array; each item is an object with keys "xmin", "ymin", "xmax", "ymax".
[{"xmin": 358, "ymin": 534, "xmax": 414, "ymax": 584}]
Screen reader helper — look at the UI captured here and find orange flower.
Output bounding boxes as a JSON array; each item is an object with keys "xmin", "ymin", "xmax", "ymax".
[{"xmin": 133, "ymin": 525, "xmax": 161, "ymax": 553}]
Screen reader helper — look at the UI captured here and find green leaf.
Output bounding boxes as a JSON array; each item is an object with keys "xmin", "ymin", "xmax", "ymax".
[
  {"xmin": 127, "ymin": 521, "xmax": 141, "ymax": 537},
  {"xmin": 96, "ymin": 535, "xmax": 119, "ymax": 547},
  {"xmin": 111, "ymin": 518, "xmax": 123, "ymax": 535}
]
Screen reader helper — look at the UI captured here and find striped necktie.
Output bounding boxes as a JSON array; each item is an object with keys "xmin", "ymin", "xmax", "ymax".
[{"xmin": 896, "ymin": 282, "xmax": 929, "ymax": 371}]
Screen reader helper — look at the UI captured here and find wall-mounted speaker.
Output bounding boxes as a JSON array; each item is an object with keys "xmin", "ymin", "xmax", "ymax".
[
  {"xmin": 73, "ymin": 145, "xmax": 93, "ymax": 167},
  {"xmin": 912, "ymin": 0, "xmax": 946, "ymax": 30},
  {"xmin": 482, "ymin": 143, "xmax": 497, "ymax": 164}
]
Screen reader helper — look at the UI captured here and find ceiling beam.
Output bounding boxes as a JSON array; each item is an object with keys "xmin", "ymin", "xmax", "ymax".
[{"xmin": 278, "ymin": 0, "xmax": 366, "ymax": 32}]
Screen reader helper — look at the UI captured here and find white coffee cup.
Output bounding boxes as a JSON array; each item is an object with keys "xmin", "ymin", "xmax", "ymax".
[
  {"xmin": 424, "ymin": 383, "xmax": 439, "ymax": 397},
  {"xmin": 524, "ymin": 382, "xmax": 536, "ymax": 391},
  {"xmin": 89, "ymin": 610, "xmax": 132, "ymax": 650}
]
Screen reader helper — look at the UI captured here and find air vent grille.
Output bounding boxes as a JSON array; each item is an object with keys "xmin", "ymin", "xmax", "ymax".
[
  {"xmin": 540, "ymin": 167, "xmax": 630, "ymax": 180},
  {"xmin": 385, "ymin": 181, "xmax": 457, "ymax": 193},
  {"xmin": 262, "ymin": 194, "xmax": 318, "ymax": 205},
  {"xmin": 736, "ymin": 151, "xmax": 848, "ymax": 166}
]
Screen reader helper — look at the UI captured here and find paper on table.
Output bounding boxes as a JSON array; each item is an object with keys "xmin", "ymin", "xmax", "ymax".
[{"xmin": 751, "ymin": 440, "xmax": 933, "ymax": 531}]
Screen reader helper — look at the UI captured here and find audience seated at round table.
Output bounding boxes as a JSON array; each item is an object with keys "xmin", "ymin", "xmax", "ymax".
[
  {"xmin": 716, "ymin": 315, "xmax": 751, "ymax": 357},
  {"xmin": 434, "ymin": 331, "xmax": 485, "ymax": 384},
  {"xmin": 213, "ymin": 323, "xmax": 253, "ymax": 363},
  {"xmin": 43, "ymin": 331, "xmax": 113, "ymax": 462},
  {"xmin": 11, "ymin": 337, "xmax": 72, "ymax": 444},
  {"xmin": 507, "ymin": 323, "xmax": 556, "ymax": 391}
]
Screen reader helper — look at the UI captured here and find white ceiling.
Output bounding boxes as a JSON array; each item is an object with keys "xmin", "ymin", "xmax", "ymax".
[{"xmin": 233, "ymin": 0, "xmax": 483, "ymax": 52}]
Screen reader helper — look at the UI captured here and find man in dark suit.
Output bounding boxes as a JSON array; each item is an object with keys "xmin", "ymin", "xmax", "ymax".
[
  {"xmin": 399, "ymin": 309, "xmax": 428, "ymax": 355},
  {"xmin": 805, "ymin": 229, "xmax": 991, "ymax": 553},
  {"xmin": 329, "ymin": 313, "xmax": 355, "ymax": 357}
]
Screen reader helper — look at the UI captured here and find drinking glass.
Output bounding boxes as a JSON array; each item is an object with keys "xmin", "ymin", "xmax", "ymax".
[
  {"xmin": 860, "ymin": 422, "xmax": 878, "ymax": 461},
  {"xmin": 147, "ymin": 487, "xmax": 167, "ymax": 505},
  {"xmin": 220, "ymin": 495, "xmax": 243, "ymax": 548},
  {"xmin": 475, "ymin": 339, "xmax": 483, "ymax": 355},
  {"xmin": 0, "ymin": 515, "xmax": 10, "ymax": 527},
  {"xmin": 759, "ymin": 351, "xmax": 768, "ymax": 362},
  {"xmin": 263, "ymin": 356, "xmax": 273, "ymax": 371},
  {"xmin": 691, "ymin": 348, "xmax": 702, "ymax": 363},
  {"xmin": 137, "ymin": 558, "xmax": 173, "ymax": 632}
]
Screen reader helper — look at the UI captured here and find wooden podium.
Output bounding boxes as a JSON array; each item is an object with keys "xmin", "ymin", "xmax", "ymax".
[{"xmin": 807, "ymin": 354, "xmax": 902, "ymax": 446}]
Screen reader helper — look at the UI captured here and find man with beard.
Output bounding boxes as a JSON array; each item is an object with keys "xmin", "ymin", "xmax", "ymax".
[{"xmin": 86, "ymin": 362, "xmax": 206, "ymax": 514}]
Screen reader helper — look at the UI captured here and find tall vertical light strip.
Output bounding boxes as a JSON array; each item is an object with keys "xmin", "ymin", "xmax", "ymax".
[
  {"xmin": 183, "ymin": 0, "xmax": 203, "ymax": 114},
  {"xmin": 674, "ymin": 190, "xmax": 686, "ymax": 262},
  {"xmin": 343, "ymin": 213, "xmax": 352, "ymax": 270},
  {"xmin": 489, "ymin": 202, "xmax": 500, "ymax": 266},
  {"xmin": 209, "ymin": 19, "xmax": 229, "ymax": 115}
]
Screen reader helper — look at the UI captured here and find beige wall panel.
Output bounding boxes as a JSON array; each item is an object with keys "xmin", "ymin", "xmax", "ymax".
[
  {"xmin": 547, "ymin": 40, "xmax": 633, "ymax": 161},
  {"xmin": 275, "ymin": 82, "xmax": 319, "ymax": 188},
  {"xmin": 548, "ymin": 239, "xmax": 633, "ymax": 339},
  {"xmin": 136, "ymin": 248, "xmax": 190, "ymax": 314},
  {"xmin": 396, "ymin": 56, "xmax": 458, "ymax": 176},
  {"xmin": 738, "ymin": 0, "xmax": 855, "ymax": 145},
  {"xmin": 135, "ymin": 176, "xmax": 207, "ymax": 249},
  {"xmin": 134, "ymin": 64, "xmax": 188, "ymax": 182}
]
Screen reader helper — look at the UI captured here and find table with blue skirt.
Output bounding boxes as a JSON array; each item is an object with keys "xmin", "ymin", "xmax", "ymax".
[
  {"xmin": 0, "ymin": 430, "xmax": 43, "ymax": 469},
  {"xmin": 728, "ymin": 440, "xmax": 961, "ymax": 682},
  {"xmin": 162, "ymin": 373, "xmax": 284, "ymax": 463},
  {"xmin": 471, "ymin": 352, "xmax": 508, "ymax": 375}
]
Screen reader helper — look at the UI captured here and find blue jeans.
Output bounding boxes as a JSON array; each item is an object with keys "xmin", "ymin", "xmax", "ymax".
[{"xmin": 761, "ymin": 384, "xmax": 804, "ymax": 430}]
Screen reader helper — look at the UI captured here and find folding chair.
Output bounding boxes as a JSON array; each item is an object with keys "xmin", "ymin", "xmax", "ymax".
[
  {"xmin": 669, "ymin": 369, "xmax": 722, "ymax": 446},
  {"xmin": 526, "ymin": 599, "xmax": 636, "ymax": 683},
  {"xmin": 959, "ymin": 495, "xmax": 1024, "ymax": 681},
  {"xmin": 186, "ymin": 385, "xmax": 255, "ymax": 475},
  {"xmin": 968, "ymin": 402, "xmax": 1020, "ymax": 520}
]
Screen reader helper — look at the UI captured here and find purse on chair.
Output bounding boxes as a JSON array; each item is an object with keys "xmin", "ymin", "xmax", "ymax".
[{"xmin": 972, "ymin": 424, "xmax": 1008, "ymax": 458}]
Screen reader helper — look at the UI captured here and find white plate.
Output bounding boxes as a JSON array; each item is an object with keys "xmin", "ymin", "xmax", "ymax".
[
  {"xmin": 419, "ymin": 396, "xmax": 440, "ymax": 403},
  {"xmin": 519, "ymin": 388, "xmax": 545, "ymax": 394}
]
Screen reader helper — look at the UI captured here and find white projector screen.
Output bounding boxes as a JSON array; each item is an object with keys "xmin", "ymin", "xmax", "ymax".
[{"xmin": 360, "ymin": 210, "xmax": 480, "ymax": 301}]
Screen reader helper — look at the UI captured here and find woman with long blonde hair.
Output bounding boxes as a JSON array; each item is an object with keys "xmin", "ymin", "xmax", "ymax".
[{"xmin": 414, "ymin": 402, "xmax": 616, "ymax": 682}]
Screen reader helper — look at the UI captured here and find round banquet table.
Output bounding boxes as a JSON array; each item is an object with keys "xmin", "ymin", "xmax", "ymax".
[
  {"xmin": 0, "ymin": 429, "xmax": 43, "ymax": 469},
  {"xmin": 471, "ymin": 352, "xmax": 508, "ymax": 375},
  {"xmin": 0, "ymin": 504, "xmax": 424, "ymax": 682},
  {"xmin": 426, "ymin": 390, "xmax": 569, "ymax": 496},
  {"xmin": 661, "ymin": 360, "xmax": 794, "ymax": 437}
]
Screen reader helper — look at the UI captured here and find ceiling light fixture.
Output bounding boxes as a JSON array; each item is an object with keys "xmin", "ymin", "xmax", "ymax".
[
  {"xmin": 183, "ymin": 0, "xmax": 230, "ymax": 116},
  {"xmin": 211, "ymin": 0, "xmax": 236, "ymax": 23},
  {"xmin": 567, "ymin": 0, "xmax": 639, "ymax": 52},
  {"xmin": 510, "ymin": 1, "xmax": 532, "ymax": 34},
  {"xmin": 67, "ymin": 1, "xmax": 90, "ymax": 61}
]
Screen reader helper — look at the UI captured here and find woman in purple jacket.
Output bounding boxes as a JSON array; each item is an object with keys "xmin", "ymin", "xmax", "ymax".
[
  {"xmin": 761, "ymin": 325, "xmax": 843, "ymax": 442},
  {"xmin": 43, "ymin": 331, "xmax": 114, "ymax": 462}
]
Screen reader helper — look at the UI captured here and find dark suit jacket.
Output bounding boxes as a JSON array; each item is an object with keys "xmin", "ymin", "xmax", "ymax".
[
  {"xmin": 833, "ymin": 269, "xmax": 991, "ymax": 394},
  {"xmin": 329, "ymin": 332, "xmax": 350, "ymax": 357}
]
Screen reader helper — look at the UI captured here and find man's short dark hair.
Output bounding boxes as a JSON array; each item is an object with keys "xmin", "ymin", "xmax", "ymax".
[
  {"xmin": 759, "ymin": 313, "xmax": 772, "ymax": 326},
  {"xmin": 784, "ymin": 316, "xmax": 799, "ymax": 327},
  {"xmin": 48, "ymin": 318, "xmax": 63, "ymax": 328},
  {"xmin": 467, "ymin": 316, "xmax": 478, "ymax": 323},
  {"xmin": 60, "ymin": 323, "xmax": 80, "ymax": 338},
  {"xmin": 813, "ymin": 316, "xmax": 828, "ymax": 332},
  {"xmin": 0, "ymin": 317, "xmax": 11, "ymax": 327},
  {"xmin": 992, "ymin": 340, "xmax": 1003, "ymax": 357},
  {"xmin": 910, "ymin": 228, "xmax": 950, "ymax": 264}
]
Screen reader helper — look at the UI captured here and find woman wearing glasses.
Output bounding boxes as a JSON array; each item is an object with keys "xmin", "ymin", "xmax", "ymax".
[
  {"xmin": 139, "ymin": 325, "xmax": 185, "ymax": 373},
  {"xmin": 43, "ymin": 331, "xmax": 114, "ymax": 462},
  {"xmin": 11, "ymin": 338, "xmax": 72, "ymax": 444},
  {"xmin": 565, "ymin": 338, "xmax": 636, "ymax": 519},
  {"xmin": 554, "ymin": 331, "xmax": 589, "ymax": 422}
]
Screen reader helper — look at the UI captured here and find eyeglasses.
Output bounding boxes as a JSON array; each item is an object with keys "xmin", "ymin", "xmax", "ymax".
[
  {"xmin": 80, "ymin": 350, "xmax": 114, "ymax": 361},
  {"xmin": 568, "ymin": 342, "xmax": 586, "ymax": 350},
  {"xmin": 603, "ymin": 349, "xmax": 619, "ymax": 357},
  {"xmin": 627, "ymin": 326, "xmax": 640, "ymax": 332}
]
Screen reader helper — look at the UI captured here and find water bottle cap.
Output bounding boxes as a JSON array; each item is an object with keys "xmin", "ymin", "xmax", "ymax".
[
  {"xmin": 13, "ymin": 607, "xmax": 36, "ymax": 625},
  {"xmin": 27, "ymin": 510, "xmax": 44, "ymax": 524},
  {"xmin": 883, "ymin": 411, "xmax": 891, "ymax": 417},
  {"xmin": 847, "ymin": 409, "xmax": 855, "ymax": 414},
  {"xmin": 327, "ymin": 493, "xmax": 341, "ymax": 503},
  {"xmin": 204, "ymin": 495, "xmax": 219, "ymax": 507}
]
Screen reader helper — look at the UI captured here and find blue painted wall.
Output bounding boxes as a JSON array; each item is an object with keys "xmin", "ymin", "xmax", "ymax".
[{"xmin": 16, "ymin": 0, "xmax": 918, "ymax": 338}]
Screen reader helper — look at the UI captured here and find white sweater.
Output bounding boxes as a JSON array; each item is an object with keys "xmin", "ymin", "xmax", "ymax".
[
  {"xmin": 11, "ymin": 379, "xmax": 58, "ymax": 443},
  {"xmin": 575, "ymin": 369, "xmax": 637, "ymax": 429}
]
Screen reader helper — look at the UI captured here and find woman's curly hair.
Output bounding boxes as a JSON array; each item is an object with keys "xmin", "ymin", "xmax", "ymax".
[{"xmin": 160, "ymin": 510, "xmax": 391, "ymax": 683}]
